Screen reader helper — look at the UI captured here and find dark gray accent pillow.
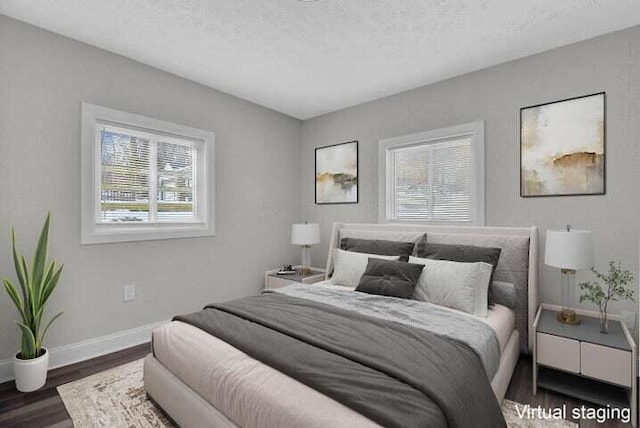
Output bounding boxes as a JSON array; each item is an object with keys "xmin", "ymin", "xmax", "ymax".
[
  {"xmin": 418, "ymin": 242, "xmax": 502, "ymax": 304},
  {"xmin": 340, "ymin": 237, "xmax": 417, "ymax": 262},
  {"xmin": 355, "ymin": 258, "xmax": 425, "ymax": 299},
  {"xmin": 492, "ymin": 281, "xmax": 516, "ymax": 310}
]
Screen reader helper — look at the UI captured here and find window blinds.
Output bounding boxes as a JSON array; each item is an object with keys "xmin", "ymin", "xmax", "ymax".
[
  {"xmin": 389, "ymin": 138, "xmax": 472, "ymax": 222},
  {"xmin": 99, "ymin": 123, "xmax": 198, "ymax": 223},
  {"xmin": 156, "ymin": 141, "xmax": 196, "ymax": 222}
]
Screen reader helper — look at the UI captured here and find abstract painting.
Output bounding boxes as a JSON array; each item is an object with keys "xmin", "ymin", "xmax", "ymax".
[
  {"xmin": 520, "ymin": 93, "xmax": 605, "ymax": 197},
  {"xmin": 315, "ymin": 141, "xmax": 358, "ymax": 204}
]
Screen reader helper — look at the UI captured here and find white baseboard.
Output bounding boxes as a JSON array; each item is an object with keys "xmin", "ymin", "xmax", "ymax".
[{"xmin": 0, "ymin": 319, "xmax": 169, "ymax": 384}]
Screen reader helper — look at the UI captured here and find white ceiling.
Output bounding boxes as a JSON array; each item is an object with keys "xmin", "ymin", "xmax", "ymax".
[{"xmin": 2, "ymin": 1, "xmax": 640, "ymax": 119}]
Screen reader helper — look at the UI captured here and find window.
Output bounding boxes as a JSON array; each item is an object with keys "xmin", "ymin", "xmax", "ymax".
[
  {"xmin": 378, "ymin": 121, "xmax": 484, "ymax": 225},
  {"xmin": 81, "ymin": 103, "xmax": 215, "ymax": 244}
]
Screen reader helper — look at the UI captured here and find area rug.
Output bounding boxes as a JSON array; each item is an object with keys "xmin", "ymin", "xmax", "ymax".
[
  {"xmin": 58, "ymin": 358, "xmax": 577, "ymax": 427},
  {"xmin": 58, "ymin": 359, "xmax": 173, "ymax": 427}
]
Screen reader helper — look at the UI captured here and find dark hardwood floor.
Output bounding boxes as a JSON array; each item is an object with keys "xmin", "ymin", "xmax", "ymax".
[
  {"xmin": 0, "ymin": 343, "xmax": 150, "ymax": 428},
  {"xmin": 0, "ymin": 347, "xmax": 634, "ymax": 427}
]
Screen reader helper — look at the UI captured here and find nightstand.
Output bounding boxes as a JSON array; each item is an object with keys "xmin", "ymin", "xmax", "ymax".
[
  {"xmin": 533, "ymin": 305, "xmax": 637, "ymax": 426},
  {"xmin": 264, "ymin": 267, "xmax": 326, "ymax": 290}
]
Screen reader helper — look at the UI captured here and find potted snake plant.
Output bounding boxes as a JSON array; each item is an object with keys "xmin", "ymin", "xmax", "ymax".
[{"xmin": 3, "ymin": 213, "xmax": 63, "ymax": 392}]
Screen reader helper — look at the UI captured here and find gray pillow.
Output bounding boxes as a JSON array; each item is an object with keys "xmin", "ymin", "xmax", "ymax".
[
  {"xmin": 492, "ymin": 281, "xmax": 516, "ymax": 310},
  {"xmin": 340, "ymin": 237, "xmax": 417, "ymax": 262},
  {"xmin": 418, "ymin": 242, "xmax": 501, "ymax": 305},
  {"xmin": 355, "ymin": 258, "xmax": 424, "ymax": 299}
]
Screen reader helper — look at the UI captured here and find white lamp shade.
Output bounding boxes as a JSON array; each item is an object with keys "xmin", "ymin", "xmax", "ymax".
[
  {"xmin": 291, "ymin": 223, "xmax": 320, "ymax": 246},
  {"xmin": 544, "ymin": 229, "xmax": 594, "ymax": 270}
]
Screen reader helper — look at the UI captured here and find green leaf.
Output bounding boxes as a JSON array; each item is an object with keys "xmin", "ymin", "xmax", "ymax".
[
  {"xmin": 39, "ymin": 312, "xmax": 63, "ymax": 347},
  {"xmin": 11, "ymin": 228, "xmax": 29, "ymax": 307},
  {"xmin": 3, "ymin": 279, "xmax": 26, "ymax": 323},
  {"xmin": 31, "ymin": 212, "xmax": 51, "ymax": 307},
  {"xmin": 40, "ymin": 265, "xmax": 63, "ymax": 307},
  {"xmin": 20, "ymin": 255, "xmax": 32, "ymax": 325},
  {"xmin": 32, "ymin": 304, "xmax": 45, "ymax": 337},
  {"xmin": 38, "ymin": 261, "xmax": 56, "ymax": 307},
  {"xmin": 16, "ymin": 322, "xmax": 37, "ymax": 359}
]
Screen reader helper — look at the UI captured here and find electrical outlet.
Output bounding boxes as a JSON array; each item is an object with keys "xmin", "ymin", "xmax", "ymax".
[{"xmin": 123, "ymin": 284, "xmax": 136, "ymax": 302}]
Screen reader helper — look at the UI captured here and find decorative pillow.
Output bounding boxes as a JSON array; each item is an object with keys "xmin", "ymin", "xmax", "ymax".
[
  {"xmin": 492, "ymin": 281, "xmax": 516, "ymax": 310},
  {"xmin": 418, "ymin": 242, "xmax": 501, "ymax": 305},
  {"xmin": 330, "ymin": 249, "xmax": 400, "ymax": 288},
  {"xmin": 340, "ymin": 237, "xmax": 416, "ymax": 261},
  {"xmin": 339, "ymin": 229, "xmax": 427, "ymax": 257},
  {"xmin": 409, "ymin": 256, "xmax": 493, "ymax": 317},
  {"xmin": 355, "ymin": 258, "xmax": 425, "ymax": 299}
]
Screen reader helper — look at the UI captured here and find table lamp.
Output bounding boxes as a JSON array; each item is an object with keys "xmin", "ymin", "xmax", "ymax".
[
  {"xmin": 291, "ymin": 223, "xmax": 320, "ymax": 276},
  {"xmin": 545, "ymin": 226, "xmax": 594, "ymax": 325}
]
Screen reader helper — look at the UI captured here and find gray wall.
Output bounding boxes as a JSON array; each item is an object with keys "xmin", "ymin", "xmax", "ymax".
[
  {"xmin": 2, "ymin": 15, "xmax": 639, "ymax": 361},
  {"xmin": 0, "ymin": 16, "xmax": 302, "ymax": 360},
  {"xmin": 302, "ymin": 26, "xmax": 640, "ymax": 313}
]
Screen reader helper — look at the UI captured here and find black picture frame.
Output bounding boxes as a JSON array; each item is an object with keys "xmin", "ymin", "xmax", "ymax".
[
  {"xmin": 520, "ymin": 92, "xmax": 606, "ymax": 198},
  {"xmin": 315, "ymin": 140, "xmax": 359, "ymax": 205}
]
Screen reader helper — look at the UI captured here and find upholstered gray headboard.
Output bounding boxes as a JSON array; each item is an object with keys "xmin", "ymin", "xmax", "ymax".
[{"xmin": 325, "ymin": 223, "xmax": 538, "ymax": 354}]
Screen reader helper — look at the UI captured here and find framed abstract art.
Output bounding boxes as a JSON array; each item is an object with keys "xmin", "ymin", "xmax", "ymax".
[
  {"xmin": 315, "ymin": 141, "xmax": 358, "ymax": 204},
  {"xmin": 520, "ymin": 92, "xmax": 605, "ymax": 197}
]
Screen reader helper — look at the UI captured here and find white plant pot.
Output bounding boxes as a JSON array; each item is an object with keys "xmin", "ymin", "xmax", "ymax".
[{"xmin": 13, "ymin": 348, "xmax": 49, "ymax": 392}]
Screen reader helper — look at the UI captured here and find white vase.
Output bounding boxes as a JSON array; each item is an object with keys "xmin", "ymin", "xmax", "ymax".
[{"xmin": 13, "ymin": 348, "xmax": 49, "ymax": 392}]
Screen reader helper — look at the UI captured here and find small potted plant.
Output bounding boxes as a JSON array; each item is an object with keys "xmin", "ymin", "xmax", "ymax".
[
  {"xmin": 2, "ymin": 213, "xmax": 63, "ymax": 392},
  {"xmin": 579, "ymin": 261, "xmax": 634, "ymax": 333}
]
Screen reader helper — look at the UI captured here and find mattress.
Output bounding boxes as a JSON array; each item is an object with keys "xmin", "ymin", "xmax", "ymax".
[
  {"xmin": 152, "ymin": 288, "xmax": 515, "ymax": 428},
  {"xmin": 484, "ymin": 303, "xmax": 516, "ymax": 352}
]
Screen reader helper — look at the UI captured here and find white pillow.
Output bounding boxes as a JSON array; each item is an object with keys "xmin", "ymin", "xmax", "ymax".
[
  {"xmin": 409, "ymin": 256, "xmax": 493, "ymax": 317},
  {"xmin": 330, "ymin": 249, "xmax": 400, "ymax": 288}
]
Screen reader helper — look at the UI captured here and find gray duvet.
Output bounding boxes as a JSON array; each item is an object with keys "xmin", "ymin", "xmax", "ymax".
[
  {"xmin": 271, "ymin": 283, "xmax": 501, "ymax": 378},
  {"xmin": 175, "ymin": 292, "xmax": 506, "ymax": 428}
]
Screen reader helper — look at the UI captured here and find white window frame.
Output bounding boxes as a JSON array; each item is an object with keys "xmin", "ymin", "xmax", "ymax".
[
  {"xmin": 81, "ymin": 103, "xmax": 215, "ymax": 244},
  {"xmin": 378, "ymin": 121, "xmax": 485, "ymax": 225}
]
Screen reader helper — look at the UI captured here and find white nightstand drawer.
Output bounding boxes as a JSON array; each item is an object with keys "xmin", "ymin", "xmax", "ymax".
[
  {"xmin": 581, "ymin": 342, "xmax": 632, "ymax": 387},
  {"xmin": 537, "ymin": 333, "xmax": 580, "ymax": 373}
]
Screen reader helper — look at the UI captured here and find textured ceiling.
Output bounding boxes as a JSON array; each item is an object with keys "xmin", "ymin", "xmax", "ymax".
[{"xmin": 2, "ymin": 1, "xmax": 640, "ymax": 119}]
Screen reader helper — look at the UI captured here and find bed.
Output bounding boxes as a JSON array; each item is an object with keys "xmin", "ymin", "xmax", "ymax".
[{"xmin": 144, "ymin": 222, "xmax": 538, "ymax": 427}]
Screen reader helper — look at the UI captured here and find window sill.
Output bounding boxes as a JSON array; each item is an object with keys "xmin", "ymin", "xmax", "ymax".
[
  {"xmin": 81, "ymin": 222, "xmax": 214, "ymax": 245},
  {"xmin": 383, "ymin": 218, "xmax": 484, "ymax": 226}
]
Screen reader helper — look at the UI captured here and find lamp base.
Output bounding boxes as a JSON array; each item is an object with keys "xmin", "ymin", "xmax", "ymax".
[
  {"xmin": 557, "ymin": 308, "xmax": 581, "ymax": 325},
  {"xmin": 301, "ymin": 246, "xmax": 311, "ymax": 277}
]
